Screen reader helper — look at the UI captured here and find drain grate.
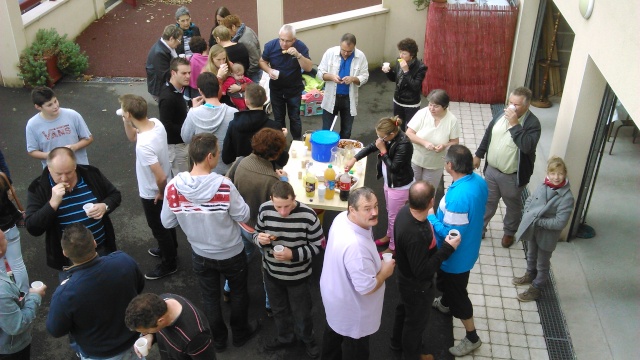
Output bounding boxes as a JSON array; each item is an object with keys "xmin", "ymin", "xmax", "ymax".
[{"xmin": 523, "ymin": 239, "xmax": 576, "ymax": 359}]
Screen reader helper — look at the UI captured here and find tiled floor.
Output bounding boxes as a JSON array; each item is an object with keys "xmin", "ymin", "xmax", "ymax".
[{"xmin": 442, "ymin": 102, "xmax": 550, "ymax": 360}]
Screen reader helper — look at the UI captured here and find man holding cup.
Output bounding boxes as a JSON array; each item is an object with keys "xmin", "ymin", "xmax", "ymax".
[
  {"xmin": 125, "ymin": 293, "xmax": 216, "ymax": 359},
  {"xmin": 320, "ymin": 187, "xmax": 395, "ymax": 360},
  {"xmin": 26, "ymin": 147, "xmax": 121, "ymax": 272},
  {"xmin": 259, "ymin": 24, "xmax": 313, "ymax": 141},
  {"xmin": 390, "ymin": 181, "xmax": 460, "ymax": 360},
  {"xmin": 317, "ymin": 33, "xmax": 369, "ymax": 139},
  {"xmin": 472, "ymin": 87, "xmax": 541, "ymax": 248},
  {"xmin": 254, "ymin": 181, "xmax": 323, "ymax": 358},
  {"xmin": 46, "ymin": 224, "xmax": 144, "ymax": 359},
  {"xmin": 428, "ymin": 145, "xmax": 488, "ymax": 357}
]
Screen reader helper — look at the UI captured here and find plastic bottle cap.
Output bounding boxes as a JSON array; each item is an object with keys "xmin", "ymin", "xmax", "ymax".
[{"xmin": 328, "ymin": 164, "xmax": 332, "ymax": 168}]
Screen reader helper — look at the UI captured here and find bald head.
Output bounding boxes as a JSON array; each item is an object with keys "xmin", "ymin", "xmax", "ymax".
[{"xmin": 47, "ymin": 147, "xmax": 78, "ymax": 187}]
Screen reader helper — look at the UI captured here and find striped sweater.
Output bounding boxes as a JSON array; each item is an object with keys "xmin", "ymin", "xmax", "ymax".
[{"xmin": 254, "ymin": 200, "xmax": 323, "ymax": 282}]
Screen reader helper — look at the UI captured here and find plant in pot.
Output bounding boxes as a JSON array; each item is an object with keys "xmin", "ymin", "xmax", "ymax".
[
  {"xmin": 17, "ymin": 28, "xmax": 89, "ymax": 88},
  {"xmin": 414, "ymin": 0, "xmax": 448, "ymax": 10}
]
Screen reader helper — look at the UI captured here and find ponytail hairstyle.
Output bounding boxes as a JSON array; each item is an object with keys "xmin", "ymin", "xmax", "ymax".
[{"xmin": 375, "ymin": 116, "xmax": 402, "ymax": 137}]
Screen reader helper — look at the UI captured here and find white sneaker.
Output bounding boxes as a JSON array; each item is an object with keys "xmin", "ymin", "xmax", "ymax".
[
  {"xmin": 432, "ymin": 296, "xmax": 450, "ymax": 314},
  {"xmin": 449, "ymin": 337, "xmax": 482, "ymax": 357}
]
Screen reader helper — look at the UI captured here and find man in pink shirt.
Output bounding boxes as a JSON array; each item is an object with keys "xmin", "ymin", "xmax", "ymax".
[{"xmin": 320, "ymin": 187, "xmax": 395, "ymax": 360}]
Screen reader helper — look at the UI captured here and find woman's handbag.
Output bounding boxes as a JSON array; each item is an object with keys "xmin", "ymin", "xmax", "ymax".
[{"xmin": 0, "ymin": 172, "xmax": 26, "ymax": 228}]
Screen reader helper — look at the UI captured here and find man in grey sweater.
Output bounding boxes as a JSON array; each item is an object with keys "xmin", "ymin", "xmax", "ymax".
[{"xmin": 160, "ymin": 133, "xmax": 260, "ymax": 352}]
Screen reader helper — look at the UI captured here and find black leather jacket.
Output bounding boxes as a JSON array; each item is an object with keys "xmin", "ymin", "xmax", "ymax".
[
  {"xmin": 386, "ymin": 58, "xmax": 428, "ymax": 105},
  {"xmin": 355, "ymin": 131, "xmax": 414, "ymax": 188}
]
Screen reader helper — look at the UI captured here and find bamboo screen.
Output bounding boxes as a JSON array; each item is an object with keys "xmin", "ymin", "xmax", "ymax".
[{"xmin": 422, "ymin": 3, "xmax": 519, "ymax": 104}]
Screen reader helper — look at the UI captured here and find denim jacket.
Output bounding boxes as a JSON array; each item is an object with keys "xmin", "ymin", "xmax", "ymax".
[{"xmin": 0, "ymin": 272, "xmax": 41, "ymax": 354}]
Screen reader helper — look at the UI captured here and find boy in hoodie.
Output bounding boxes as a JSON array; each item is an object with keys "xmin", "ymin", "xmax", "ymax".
[
  {"xmin": 161, "ymin": 133, "xmax": 260, "ymax": 351},
  {"xmin": 181, "ymin": 72, "xmax": 238, "ymax": 175},
  {"xmin": 221, "ymin": 83, "xmax": 288, "ymax": 168}
]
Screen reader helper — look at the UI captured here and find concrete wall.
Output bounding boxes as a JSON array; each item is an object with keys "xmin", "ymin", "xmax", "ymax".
[
  {"xmin": 508, "ymin": 0, "xmax": 640, "ymax": 238},
  {"xmin": 0, "ymin": 0, "xmax": 105, "ymax": 87},
  {"xmin": 259, "ymin": 0, "xmax": 427, "ymax": 69}
]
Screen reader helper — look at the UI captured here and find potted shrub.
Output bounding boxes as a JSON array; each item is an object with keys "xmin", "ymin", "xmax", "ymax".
[
  {"xmin": 17, "ymin": 28, "xmax": 89, "ymax": 87},
  {"xmin": 414, "ymin": 0, "xmax": 448, "ymax": 10}
]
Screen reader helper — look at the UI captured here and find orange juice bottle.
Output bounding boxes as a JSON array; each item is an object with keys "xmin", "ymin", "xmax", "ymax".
[{"xmin": 324, "ymin": 165, "xmax": 336, "ymax": 200}]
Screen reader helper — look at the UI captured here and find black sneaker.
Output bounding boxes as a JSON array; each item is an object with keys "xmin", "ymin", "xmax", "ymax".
[
  {"xmin": 144, "ymin": 264, "xmax": 177, "ymax": 280},
  {"xmin": 232, "ymin": 320, "xmax": 261, "ymax": 347},
  {"xmin": 303, "ymin": 339, "xmax": 320, "ymax": 359},
  {"xmin": 263, "ymin": 337, "xmax": 296, "ymax": 352},
  {"xmin": 148, "ymin": 247, "xmax": 162, "ymax": 257}
]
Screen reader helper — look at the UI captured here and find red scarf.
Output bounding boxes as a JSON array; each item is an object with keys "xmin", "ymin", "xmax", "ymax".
[{"xmin": 544, "ymin": 176, "xmax": 567, "ymax": 190}]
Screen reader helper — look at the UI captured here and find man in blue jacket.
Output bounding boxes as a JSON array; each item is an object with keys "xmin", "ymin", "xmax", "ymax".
[
  {"xmin": 46, "ymin": 223, "xmax": 144, "ymax": 359},
  {"xmin": 428, "ymin": 145, "xmax": 488, "ymax": 357}
]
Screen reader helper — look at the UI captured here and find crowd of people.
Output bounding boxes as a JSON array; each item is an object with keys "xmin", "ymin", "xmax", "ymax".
[{"xmin": 0, "ymin": 4, "xmax": 576, "ymax": 360}]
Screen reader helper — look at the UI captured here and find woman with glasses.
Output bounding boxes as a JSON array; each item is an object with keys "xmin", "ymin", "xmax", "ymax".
[
  {"xmin": 382, "ymin": 38, "xmax": 428, "ymax": 132},
  {"xmin": 175, "ymin": 6, "xmax": 201, "ymax": 56},
  {"xmin": 345, "ymin": 117, "xmax": 414, "ymax": 255},
  {"xmin": 406, "ymin": 89, "xmax": 460, "ymax": 192}
]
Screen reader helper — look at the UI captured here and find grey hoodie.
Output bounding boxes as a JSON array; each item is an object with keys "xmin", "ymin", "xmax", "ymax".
[
  {"xmin": 180, "ymin": 104, "xmax": 238, "ymax": 175},
  {"xmin": 161, "ymin": 171, "xmax": 250, "ymax": 260}
]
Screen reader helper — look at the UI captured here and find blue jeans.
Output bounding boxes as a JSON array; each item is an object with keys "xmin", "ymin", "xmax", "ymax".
[
  {"xmin": 271, "ymin": 89, "xmax": 302, "ymax": 140},
  {"xmin": 191, "ymin": 251, "xmax": 251, "ymax": 343},
  {"xmin": 224, "ymin": 228, "xmax": 270, "ymax": 309},
  {"xmin": 322, "ymin": 95, "xmax": 355, "ymax": 139},
  {"xmin": 80, "ymin": 347, "xmax": 141, "ymax": 360},
  {"xmin": 1, "ymin": 226, "xmax": 29, "ymax": 294},
  {"xmin": 249, "ymin": 70, "xmax": 263, "ymax": 85},
  {"xmin": 393, "ymin": 103, "xmax": 420, "ymax": 133},
  {"xmin": 264, "ymin": 275, "xmax": 315, "ymax": 344}
]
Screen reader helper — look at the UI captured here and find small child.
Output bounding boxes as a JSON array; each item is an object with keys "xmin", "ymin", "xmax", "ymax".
[
  {"xmin": 512, "ymin": 156, "xmax": 575, "ymax": 302},
  {"xmin": 222, "ymin": 63, "xmax": 253, "ymax": 111}
]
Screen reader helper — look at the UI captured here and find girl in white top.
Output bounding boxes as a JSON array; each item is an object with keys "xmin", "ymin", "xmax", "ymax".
[{"xmin": 406, "ymin": 89, "xmax": 460, "ymax": 188}]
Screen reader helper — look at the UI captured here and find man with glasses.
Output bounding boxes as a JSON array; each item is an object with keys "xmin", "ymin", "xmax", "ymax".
[
  {"xmin": 317, "ymin": 33, "xmax": 369, "ymax": 139},
  {"xmin": 472, "ymin": 87, "xmax": 541, "ymax": 248},
  {"xmin": 259, "ymin": 24, "xmax": 313, "ymax": 141},
  {"xmin": 146, "ymin": 24, "xmax": 183, "ymax": 101}
]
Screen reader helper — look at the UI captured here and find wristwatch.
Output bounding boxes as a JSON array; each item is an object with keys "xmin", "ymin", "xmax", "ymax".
[{"xmin": 105, "ymin": 204, "xmax": 110, "ymax": 212}]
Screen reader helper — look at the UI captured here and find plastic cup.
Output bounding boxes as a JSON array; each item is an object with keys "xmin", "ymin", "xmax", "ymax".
[
  {"xmin": 299, "ymin": 147, "xmax": 308, "ymax": 158},
  {"xmin": 273, "ymin": 245, "xmax": 284, "ymax": 253},
  {"xmin": 318, "ymin": 185, "xmax": 326, "ymax": 201},
  {"xmin": 448, "ymin": 229, "xmax": 460, "ymax": 239},
  {"xmin": 116, "ymin": 108, "xmax": 123, "ymax": 116},
  {"xmin": 382, "ymin": 253, "xmax": 393, "ymax": 263},
  {"xmin": 135, "ymin": 338, "xmax": 149, "ymax": 357},
  {"xmin": 272, "ymin": 69, "xmax": 280, "ymax": 79},
  {"xmin": 178, "ymin": 54, "xmax": 186, "ymax": 58},
  {"xmin": 31, "ymin": 281, "xmax": 44, "ymax": 289},
  {"xmin": 508, "ymin": 104, "xmax": 516, "ymax": 111},
  {"xmin": 291, "ymin": 149, "xmax": 297, "ymax": 158},
  {"xmin": 382, "ymin": 62, "xmax": 390, "ymax": 71},
  {"xmin": 83, "ymin": 203, "xmax": 94, "ymax": 215}
]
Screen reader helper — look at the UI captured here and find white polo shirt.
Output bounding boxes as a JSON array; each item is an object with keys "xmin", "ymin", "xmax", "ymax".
[{"xmin": 320, "ymin": 211, "xmax": 384, "ymax": 339}]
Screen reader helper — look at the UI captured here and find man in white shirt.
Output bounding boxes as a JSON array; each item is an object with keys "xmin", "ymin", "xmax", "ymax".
[
  {"xmin": 118, "ymin": 94, "xmax": 177, "ymax": 280},
  {"xmin": 320, "ymin": 187, "xmax": 395, "ymax": 360},
  {"xmin": 317, "ymin": 33, "xmax": 369, "ymax": 139}
]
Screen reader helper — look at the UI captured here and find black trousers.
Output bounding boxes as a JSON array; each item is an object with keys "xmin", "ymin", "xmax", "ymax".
[
  {"xmin": 321, "ymin": 321, "xmax": 370, "ymax": 360},
  {"xmin": 0, "ymin": 344, "xmax": 30, "ymax": 360},
  {"xmin": 140, "ymin": 198, "xmax": 177, "ymax": 267},
  {"xmin": 391, "ymin": 283, "xmax": 434, "ymax": 360}
]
